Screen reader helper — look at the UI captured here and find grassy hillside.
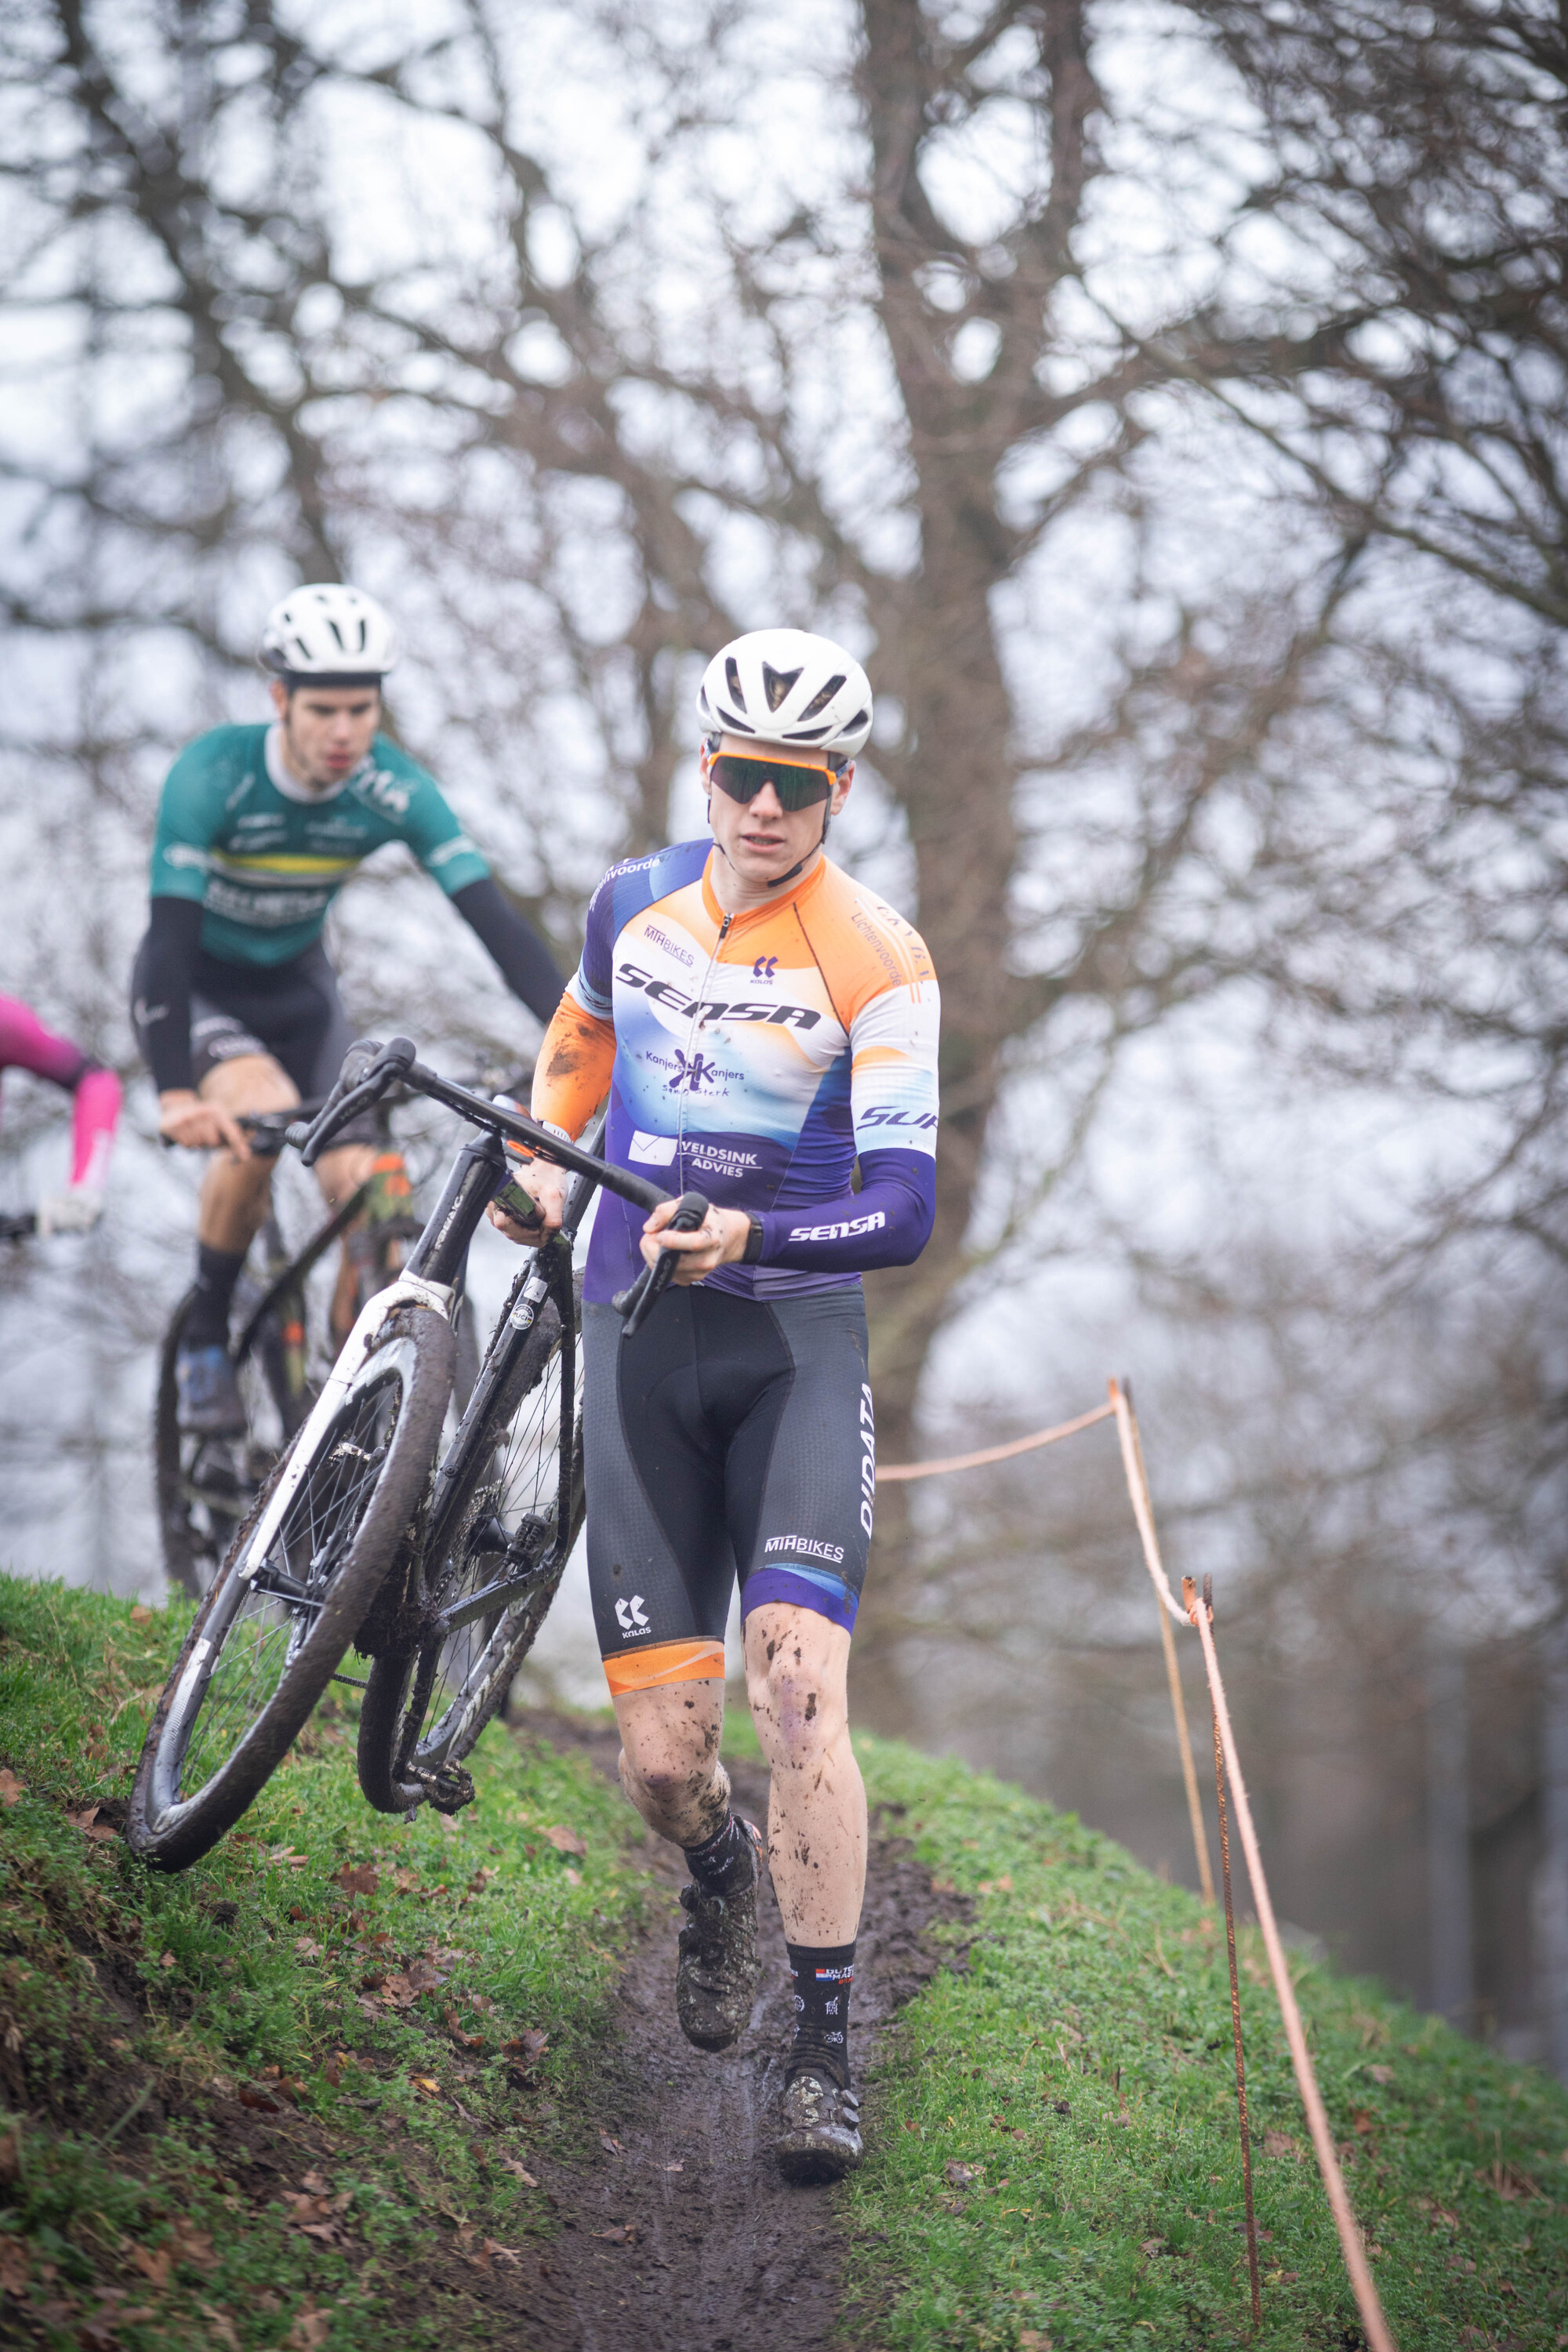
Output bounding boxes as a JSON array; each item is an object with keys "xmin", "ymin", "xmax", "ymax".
[
  {"xmin": 0, "ymin": 1576, "xmax": 651, "ymax": 2347},
  {"xmin": 840, "ymin": 1736, "xmax": 1568, "ymax": 2350},
  {"xmin": 5, "ymin": 1577, "xmax": 1567, "ymax": 2351}
]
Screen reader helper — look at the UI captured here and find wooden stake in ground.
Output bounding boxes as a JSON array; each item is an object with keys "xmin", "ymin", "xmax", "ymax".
[
  {"xmin": 1205, "ymin": 1572, "xmax": 1261, "ymax": 2332},
  {"xmin": 1181, "ymin": 1574, "xmax": 1399, "ymax": 2352},
  {"xmin": 1109, "ymin": 1378, "xmax": 1215, "ymax": 1906}
]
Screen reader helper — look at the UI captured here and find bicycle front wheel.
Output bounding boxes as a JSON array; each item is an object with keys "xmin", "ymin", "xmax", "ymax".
[
  {"xmin": 358, "ymin": 1264, "xmax": 583, "ymax": 1813},
  {"xmin": 129, "ymin": 1305, "xmax": 455, "ymax": 1871}
]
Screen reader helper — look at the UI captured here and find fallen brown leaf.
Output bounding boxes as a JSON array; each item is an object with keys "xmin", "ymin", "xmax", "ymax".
[
  {"xmin": 285, "ymin": 2303, "xmax": 331, "ymax": 2350},
  {"xmin": 66, "ymin": 1803, "xmax": 119, "ymax": 1845},
  {"xmin": 943, "ymin": 2160, "xmax": 979, "ymax": 2187},
  {"xmin": 543, "ymin": 1824, "xmax": 586, "ymax": 1856},
  {"xmin": 599, "ymin": 2131, "xmax": 625, "ymax": 2156},
  {"xmin": 78, "ymin": 2317, "xmax": 120, "ymax": 2352},
  {"xmin": 930, "ymin": 1876, "xmax": 956, "ymax": 1894},
  {"xmin": 498, "ymin": 2154, "xmax": 539, "ymax": 2187},
  {"xmin": 411, "ymin": 2075, "xmax": 441, "ymax": 2098},
  {"xmin": 1366, "ymin": 2063, "xmax": 1393, "ymax": 2085},
  {"xmin": 0, "ymin": 2240, "xmax": 29, "ymax": 2294},
  {"xmin": 126, "ymin": 2245, "xmax": 170, "ymax": 2291},
  {"xmin": 483, "ymin": 2239, "xmax": 521, "ymax": 2265},
  {"xmin": 129, "ymin": 1604, "xmax": 154, "ymax": 1624},
  {"xmin": 505, "ymin": 2027, "xmax": 550, "ymax": 2065},
  {"xmin": 592, "ymin": 2223, "xmax": 633, "ymax": 2244},
  {"xmin": 198, "ymin": 2304, "xmax": 240, "ymax": 2348},
  {"xmin": 238, "ymin": 2085, "xmax": 283, "ymax": 2114},
  {"xmin": 293, "ymin": 1937, "xmax": 321, "ymax": 1962},
  {"xmin": 1263, "ymin": 2129, "xmax": 1303, "ymax": 2161},
  {"xmin": 169, "ymin": 2221, "xmax": 217, "ymax": 2270},
  {"xmin": 332, "ymin": 1861, "xmax": 379, "ymax": 1896},
  {"xmin": 0, "ymin": 1768, "xmax": 25, "ymax": 1806}
]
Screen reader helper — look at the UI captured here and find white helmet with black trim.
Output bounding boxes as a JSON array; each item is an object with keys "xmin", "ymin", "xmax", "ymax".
[
  {"xmin": 696, "ymin": 628, "xmax": 872, "ymax": 764},
  {"xmin": 259, "ymin": 584, "xmax": 399, "ymax": 682}
]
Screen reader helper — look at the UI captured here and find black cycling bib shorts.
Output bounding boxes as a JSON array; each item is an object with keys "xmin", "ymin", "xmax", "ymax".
[
  {"xmin": 130, "ymin": 938, "xmax": 378, "ymax": 1144},
  {"xmin": 584, "ymin": 1283, "xmax": 876, "ymax": 1698}
]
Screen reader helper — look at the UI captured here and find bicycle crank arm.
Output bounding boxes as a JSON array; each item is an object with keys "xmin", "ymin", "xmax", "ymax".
[{"xmin": 236, "ymin": 1272, "xmax": 455, "ymax": 1583}]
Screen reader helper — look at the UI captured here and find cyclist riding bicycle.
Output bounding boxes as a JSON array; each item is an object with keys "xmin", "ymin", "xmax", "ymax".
[
  {"xmin": 491, "ymin": 626, "xmax": 940, "ymax": 2183},
  {"xmin": 132, "ymin": 583, "xmax": 564, "ymax": 1433},
  {"xmin": 0, "ymin": 995, "xmax": 122, "ymax": 1232}
]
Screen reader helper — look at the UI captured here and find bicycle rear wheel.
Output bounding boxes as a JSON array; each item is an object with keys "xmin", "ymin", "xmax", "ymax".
[
  {"xmin": 358, "ymin": 1255, "xmax": 583, "ymax": 1813},
  {"xmin": 129, "ymin": 1305, "xmax": 455, "ymax": 1871}
]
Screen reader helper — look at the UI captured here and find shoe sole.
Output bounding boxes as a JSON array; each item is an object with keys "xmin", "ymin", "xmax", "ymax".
[{"xmin": 775, "ymin": 2129, "xmax": 864, "ymax": 2184}]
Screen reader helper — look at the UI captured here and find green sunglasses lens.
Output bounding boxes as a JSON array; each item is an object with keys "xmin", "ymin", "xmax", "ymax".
[{"xmin": 711, "ymin": 753, "xmax": 833, "ymax": 811}]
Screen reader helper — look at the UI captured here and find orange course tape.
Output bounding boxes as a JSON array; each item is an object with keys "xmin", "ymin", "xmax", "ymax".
[{"xmin": 876, "ymin": 1400, "xmax": 1116, "ymax": 1482}]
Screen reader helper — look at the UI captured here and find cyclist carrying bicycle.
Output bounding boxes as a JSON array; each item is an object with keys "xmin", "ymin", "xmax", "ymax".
[
  {"xmin": 491, "ymin": 627, "xmax": 940, "ymax": 2182},
  {"xmin": 132, "ymin": 584, "xmax": 564, "ymax": 1434},
  {"xmin": 0, "ymin": 994, "xmax": 122, "ymax": 1233}
]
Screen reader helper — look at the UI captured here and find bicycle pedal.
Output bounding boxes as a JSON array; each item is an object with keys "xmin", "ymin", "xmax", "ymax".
[{"xmin": 412, "ymin": 1762, "xmax": 477, "ymax": 1816}]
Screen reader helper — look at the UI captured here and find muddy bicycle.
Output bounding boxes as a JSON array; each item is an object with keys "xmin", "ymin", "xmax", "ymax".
[{"xmin": 128, "ymin": 1035, "xmax": 707, "ymax": 1872}]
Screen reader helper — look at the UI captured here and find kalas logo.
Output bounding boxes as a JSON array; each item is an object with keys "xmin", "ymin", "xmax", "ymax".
[
  {"xmin": 752, "ymin": 953, "xmax": 779, "ymax": 980},
  {"xmin": 615, "ymin": 1594, "xmax": 650, "ymax": 1634}
]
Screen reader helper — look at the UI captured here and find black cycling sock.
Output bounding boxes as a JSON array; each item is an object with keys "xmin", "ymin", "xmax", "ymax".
[
  {"xmin": 786, "ymin": 1939, "xmax": 855, "ymax": 2086},
  {"xmin": 684, "ymin": 1812, "xmax": 757, "ymax": 1899},
  {"xmin": 184, "ymin": 1243, "xmax": 245, "ymax": 1348}
]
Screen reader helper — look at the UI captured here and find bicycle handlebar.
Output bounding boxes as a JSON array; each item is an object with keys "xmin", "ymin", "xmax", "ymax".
[{"xmin": 292, "ymin": 1039, "xmax": 712, "ymax": 1332}]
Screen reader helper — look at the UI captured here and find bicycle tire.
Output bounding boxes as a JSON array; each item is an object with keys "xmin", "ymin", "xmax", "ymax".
[
  {"xmin": 357, "ymin": 1267, "xmax": 583, "ymax": 1813},
  {"xmin": 129, "ymin": 1304, "xmax": 455, "ymax": 1871}
]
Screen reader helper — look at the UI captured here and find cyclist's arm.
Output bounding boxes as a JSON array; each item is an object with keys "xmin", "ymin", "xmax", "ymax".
[
  {"xmin": 449, "ymin": 878, "xmax": 564, "ymax": 1027},
  {"xmin": 752, "ymin": 971, "xmax": 941, "ymax": 1275},
  {"xmin": 138, "ymin": 897, "xmax": 205, "ymax": 1094}
]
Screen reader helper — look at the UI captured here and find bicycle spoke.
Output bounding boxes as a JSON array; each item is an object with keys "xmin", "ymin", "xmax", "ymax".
[
  {"xmin": 416, "ymin": 1330, "xmax": 580, "ymax": 1758},
  {"xmin": 174, "ymin": 1377, "xmax": 397, "ymax": 1795}
]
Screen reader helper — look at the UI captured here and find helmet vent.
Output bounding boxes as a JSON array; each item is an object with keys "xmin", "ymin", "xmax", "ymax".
[
  {"xmin": 841, "ymin": 707, "xmax": 869, "ymax": 741},
  {"xmin": 799, "ymin": 673, "xmax": 846, "ymax": 720},
  {"xmin": 762, "ymin": 662, "xmax": 803, "ymax": 712},
  {"xmin": 724, "ymin": 656, "xmax": 747, "ymax": 711}
]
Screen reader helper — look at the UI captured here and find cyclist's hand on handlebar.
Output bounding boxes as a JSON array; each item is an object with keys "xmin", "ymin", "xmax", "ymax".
[
  {"xmin": 487, "ymin": 1160, "xmax": 569, "ymax": 1244},
  {"xmin": 158, "ymin": 1089, "xmax": 252, "ymax": 1160},
  {"xmin": 638, "ymin": 1199, "xmax": 750, "ymax": 1285}
]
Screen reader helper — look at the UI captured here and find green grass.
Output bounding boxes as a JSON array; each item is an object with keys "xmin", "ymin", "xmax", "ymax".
[
  {"xmin": 841, "ymin": 1737, "xmax": 1568, "ymax": 2351},
  {"xmin": 7, "ymin": 1584, "xmax": 1567, "ymax": 2350},
  {"xmin": 0, "ymin": 1574, "xmax": 652, "ymax": 2347}
]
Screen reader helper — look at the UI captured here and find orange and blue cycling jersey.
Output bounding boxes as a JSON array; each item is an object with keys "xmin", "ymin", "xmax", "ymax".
[{"xmin": 533, "ymin": 840, "xmax": 940, "ymax": 1305}]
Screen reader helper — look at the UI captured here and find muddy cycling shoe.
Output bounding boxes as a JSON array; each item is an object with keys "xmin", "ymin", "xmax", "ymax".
[
  {"xmin": 176, "ymin": 1341, "xmax": 245, "ymax": 1436},
  {"xmin": 775, "ymin": 2066, "xmax": 863, "ymax": 2184},
  {"xmin": 675, "ymin": 1826, "xmax": 764, "ymax": 2053}
]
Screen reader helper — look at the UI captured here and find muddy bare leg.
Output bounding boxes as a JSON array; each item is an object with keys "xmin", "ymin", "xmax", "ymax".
[
  {"xmin": 612, "ymin": 1679, "xmax": 730, "ymax": 1849},
  {"xmin": 744, "ymin": 1604, "xmax": 866, "ymax": 1945}
]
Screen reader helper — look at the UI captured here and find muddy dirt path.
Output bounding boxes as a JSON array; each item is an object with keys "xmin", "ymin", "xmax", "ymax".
[{"xmin": 512, "ymin": 1715, "xmax": 970, "ymax": 2352}]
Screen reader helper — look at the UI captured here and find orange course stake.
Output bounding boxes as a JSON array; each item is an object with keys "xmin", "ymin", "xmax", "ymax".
[
  {"xmin": 1109, "ymin": 1379, "xmax": 1215, "ymax": 1906},
  {"xmin": 1204, "ymin": 1572, "xmax": 1262, "ymax": 2332},
  {"xmin": 1115, "ymin": 1388, "xmax": 1398, "ymax": 2352}
]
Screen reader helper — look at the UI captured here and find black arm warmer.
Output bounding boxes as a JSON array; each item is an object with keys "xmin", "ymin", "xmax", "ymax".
[
  {"xmin": 450, "ymin": 878, "xmax": 565, "ymax": 1026},
  {"xmin": 137, "ymin": 897, "xmax": 205, "ymax": 1093}
]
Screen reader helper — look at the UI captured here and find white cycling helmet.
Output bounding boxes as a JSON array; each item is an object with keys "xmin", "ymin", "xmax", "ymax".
[
  {"xmin": 696, "ymin": 627, "xmax": 872, "ymax": 763},
  {"xmin": 259, "ymin": 583, "xmax": 399, "ymax": 682}
]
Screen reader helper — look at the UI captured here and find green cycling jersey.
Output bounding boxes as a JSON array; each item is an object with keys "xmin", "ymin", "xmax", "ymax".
[{"xmin": 150, "ymin": 724, "xmax": 491, "ymax": 967}]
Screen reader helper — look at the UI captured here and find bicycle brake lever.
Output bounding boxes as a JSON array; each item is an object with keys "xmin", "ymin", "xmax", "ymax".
[{"xmin": 613, "ymin": 1190, "xmax": 708, "ymax": 1339}]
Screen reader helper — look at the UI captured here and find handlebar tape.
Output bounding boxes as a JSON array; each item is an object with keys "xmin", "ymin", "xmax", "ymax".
[{"xmin": 298, "ymin": 1036, "xmax": 415, "ymax": 1167}]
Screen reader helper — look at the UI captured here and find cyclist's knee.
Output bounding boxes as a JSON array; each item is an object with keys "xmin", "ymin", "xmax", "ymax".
[
  {"xmin": 200, "ymin": 1053, "xmax": 297, "ymax": 1116},
  {"xmin": 615, "ymin": 1690, "xmax": 726, "ymax": 1823},
  {"xmin": 745, "ymin": 1610, "xmax": 849, "ymax": 1769},
  {"xmin": 316, "ymin": 1142, "xmax": 379, "ymax": 1203}
]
